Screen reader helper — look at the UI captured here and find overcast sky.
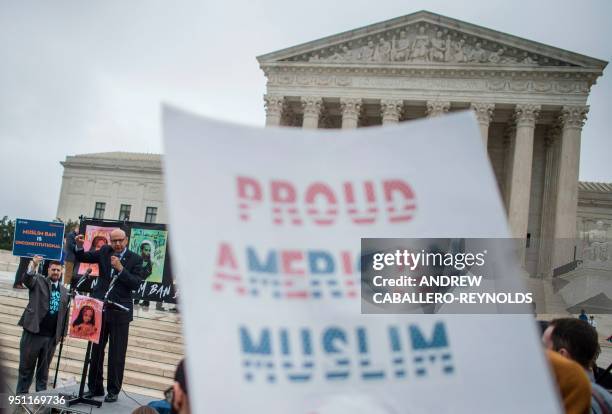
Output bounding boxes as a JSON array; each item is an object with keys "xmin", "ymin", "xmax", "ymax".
[{"xmin": 0, "ymin": 0, "xmax": 610, "ymax": 221}]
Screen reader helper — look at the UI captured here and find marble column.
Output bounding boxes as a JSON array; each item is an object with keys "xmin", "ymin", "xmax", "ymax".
[
  {"xmin": 264, "ymin": 95, "xmax": 285, "ymax": 127},
  {"xmin": 470, "ymin": 102, "xmax": 495, "ymax": 146},
  {"xmin": 301, "ymin": 97, "xmax": 323, "ymax": 129},
  {"xmin": 537, "ymin": 125, "xmax": 561, "ymax": 277},
  {"xmin": 340, "ymin": 98, "xmax": 362, "ymax": 129},
  {"xmin": 506, "ymin": 104, "xmax": 540, "ymax": 263},
  {"xmin": 426, "ymin": 101, "xmax": 450, "ymax": 117},
  {"xmin": 502, "ymin": 124, "xmax": 516, "ymax": 212},
  {"xmin": 380, "ymin": 99, "xmax": 403, "ymax": 124},
  {"xmin": 552, "ymin": 105, "xmax": 589, "ymax": 269}
]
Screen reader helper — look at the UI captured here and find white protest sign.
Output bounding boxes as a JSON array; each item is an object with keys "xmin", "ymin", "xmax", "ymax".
[{"xmin": 162, "ymin": 106, "xmax": 560, "ymax": 413}]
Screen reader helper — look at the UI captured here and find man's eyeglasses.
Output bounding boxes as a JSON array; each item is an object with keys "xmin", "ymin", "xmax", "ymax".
[{"xmin": 110, "ymin": 238, "xmax": 125, "ymax": 244}]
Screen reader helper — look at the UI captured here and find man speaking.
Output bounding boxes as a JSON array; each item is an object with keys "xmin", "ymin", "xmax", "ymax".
[{"xmin": 74, "ymin": 228, "xmax": 143, "ymax": 403}]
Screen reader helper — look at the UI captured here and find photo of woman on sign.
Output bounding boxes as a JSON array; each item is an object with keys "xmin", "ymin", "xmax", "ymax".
[
  {"xmin": 71, "ymin": 305, "xmax": 98, "ymax": 337},
  {"xmin": 69, "ymin": 295, "xmax": 103, "ymax": 343}
]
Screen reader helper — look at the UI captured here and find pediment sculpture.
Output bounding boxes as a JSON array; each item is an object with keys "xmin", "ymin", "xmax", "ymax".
[{"xmin": 287, "ymin": 24, "xmax": 572, "ymax": 67}]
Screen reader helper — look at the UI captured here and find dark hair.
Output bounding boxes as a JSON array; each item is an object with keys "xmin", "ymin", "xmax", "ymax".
[
  {"xmin": 537, "ymin": 320, "xmax": 550, "ymax": 336},
  {"xmin": 47, "ymin": 260, "xmax": 62, "ymax": 268},
  {"xmin": 131, "ymin": 406, "xmax": 158, "ymax": 414},
  {"xmin": 174, "ymin": 359, "xmax": 188, "ymax": 395},
  {"xmin": 132, "ymin": 405, "xmax": 158, "ymax": 414},
  {"xmin": 549, "ymin": 318, "xmax": 598, "ymax": 368},
  {"xmin": 89, "ymin": 236, "xmax": 108, "ymax": 251},
  {"xmin": 72, "ymin": 305, "xmax": 96, "ymax": 327}
]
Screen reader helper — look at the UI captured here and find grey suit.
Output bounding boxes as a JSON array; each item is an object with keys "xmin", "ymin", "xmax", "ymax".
[{"xmin": 16, "ymin": 270, "xmax": 69, "ymax": 393}]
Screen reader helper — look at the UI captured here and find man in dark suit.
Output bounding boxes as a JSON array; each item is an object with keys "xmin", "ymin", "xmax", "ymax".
[
  {"xmin": 74, "ymin": 228, "xmax": 143, "ymax": 403},
  {"xmin": 17, "ymin": 255, "xmax": 69, "ymax": 393}
]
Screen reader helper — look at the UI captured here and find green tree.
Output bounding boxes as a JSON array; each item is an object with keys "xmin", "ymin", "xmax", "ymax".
[{"xmin": 0, "ymin": 216, "xmax": 15, "ymax": 250}]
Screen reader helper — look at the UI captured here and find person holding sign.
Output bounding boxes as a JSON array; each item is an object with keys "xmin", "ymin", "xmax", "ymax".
[
  {"xmin": 74, "ymin": 228, "xmax": 144, "ymax": 403},
  {"xmin": 16, "ymin": 255, "xmax": 69, "ymax": 394}
]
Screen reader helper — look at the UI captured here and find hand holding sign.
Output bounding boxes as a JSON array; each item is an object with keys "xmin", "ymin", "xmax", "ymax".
[
  {"xmin": 31, "ymin": 255, "xmax": 43, "ymax": 267},
  {"xmin": 75, "ymin": 234, "xmax": 85, "ymax": 249},
  {"xmin": 27, "ymin": 255, "xmax": 43, "ymax": 274}
]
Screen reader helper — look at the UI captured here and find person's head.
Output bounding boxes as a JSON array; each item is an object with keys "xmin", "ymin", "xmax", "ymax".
[
  {"xmin": 580, "ymin": 309, "xmax": 586, "ymax": 315},
  {"xmin": 110, "ymin": 229, "xmax": 128, "ymax": 253},
  {"xmin": 47, "ymin": 261, "xmax": 63, "ymax": 283},
  {"xmin": 73, "ymin": 305, "xmax": 96, "ymax": 326},
  {"xmin": 169, "ymin": 359, "xmax": 190, "ymax": 414},
  {"xmin": 140, "ymin": 241, "xmax": 152, "ymax": 259},
  {"xmin": 131, "ymin": 406, "xmax": 158, "ymax": 414},
  {"xmin": 542, "ymin": 318, "xmax": 598, "ymax": 369}
]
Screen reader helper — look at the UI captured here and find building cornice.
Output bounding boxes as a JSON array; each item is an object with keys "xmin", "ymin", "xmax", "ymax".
[{"xmin": 61, "ymin": 156, "xmax": 162, "ymax": 174}]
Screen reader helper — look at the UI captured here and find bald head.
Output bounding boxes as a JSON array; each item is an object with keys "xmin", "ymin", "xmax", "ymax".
[{"xmin": 109, "ymin": 229, "xmax": 128, "ymax": 253}]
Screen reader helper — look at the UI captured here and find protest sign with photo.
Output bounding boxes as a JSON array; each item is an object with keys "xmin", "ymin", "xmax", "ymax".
[
  {"xmin": 77, "ymin": 224, "xmax": 120, "ymax": 277},
  {"xmin": 162, "ymin": 106, "xmax": 561, "ymax": 413},
  {"xmin": 128, "ymin": 227, "xmax": 168, "ymax": 284},
  {"xmin": 69, "ymin": 295, "xmax": 103, "ymax": 344},
  {"xmin": 75, "ymin": 219, "xmax": 177, "ymax": 303}
]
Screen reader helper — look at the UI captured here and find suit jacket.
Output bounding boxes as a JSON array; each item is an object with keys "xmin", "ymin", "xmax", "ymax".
[
  {"xmin": 75, "ymin": 245, "xmax": 144, "ymax": 323},
  {"xmin": 18, "ymin": 272, "xmax": 69, "ymax": 344}
]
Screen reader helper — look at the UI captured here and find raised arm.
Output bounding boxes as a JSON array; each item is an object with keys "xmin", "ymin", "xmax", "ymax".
[
  {"xmin": 73, "ymin": 234, "xmax": 101, "ymax": 263},
  {"xmin": 22, "ymin": 255, "xmax": 43, "ymax": 289}
]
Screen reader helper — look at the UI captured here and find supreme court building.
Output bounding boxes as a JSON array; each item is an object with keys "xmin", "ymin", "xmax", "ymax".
[
  {"xmin": 257, "ymin": 10, "xmax": 609, "ymax": 278},
  {"xmin": 57, "ymin": 11, "xmax": 610, "ymax": 282}
]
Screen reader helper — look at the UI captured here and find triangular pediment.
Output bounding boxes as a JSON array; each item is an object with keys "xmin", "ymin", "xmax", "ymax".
[{"xmin": 257, "ymin": 11, "xmax": 606, "ymax": 70}]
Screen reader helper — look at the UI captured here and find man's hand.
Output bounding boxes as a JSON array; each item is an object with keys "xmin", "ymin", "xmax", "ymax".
[
  {"xmin": 31, "ymin": 255, "xmax": 43, "ymax": 267},
  {"xmin": 75, "ymin": 234, "xmax": 85, "ymax": 248},
  {"xmin": 27, "ymin": 255, "xmax": 43, "ymax": 274},
  {"xmin": 110, "ymin": 256, "xmax": 123, "ymax": 273}
]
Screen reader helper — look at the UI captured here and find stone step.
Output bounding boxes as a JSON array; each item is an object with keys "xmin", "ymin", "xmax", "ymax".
[
  {"xmin": 0, "ymin": 334, "xmax": 182, "ymax": 368},
  {"xmin": 0, "ymin": 249, "xmax": 18, "ymax": 262},
  {"xmin": 0, "ymin": 321, "xmax": 184, "ymax": 355},
  {"xmin": 0, "ymin": 349, "xmax": 174, "ymax": 392},
  {"xmin": 0, "ymin": 262, "xmax": 18, "ymax": 273},
  {"xmin": 0, "ymin": 295, "xmax": 32, "ymax": 308},
  {"xmin": 1, "ymin": 359, "xmax": 166, "ymax": 399},
  {"xmin": 0, "ymin": 312, "xmax": 183, "ymax": 344},
  {"xmin": 1, "ymin": 346, "xmax": 176, "ymax": 381}
]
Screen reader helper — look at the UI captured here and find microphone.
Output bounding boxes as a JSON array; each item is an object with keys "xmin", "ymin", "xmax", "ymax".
[
  {"xmin": 105, "ymin": 253, "xmax": 122, "ymax": 300},
  {"xmin": 75, "ymin": 267, "xmax": 93, "ymax": 291},
  {"xmin": 106, "ymin": 300, "xmax": 129, "ymax": 312}
]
